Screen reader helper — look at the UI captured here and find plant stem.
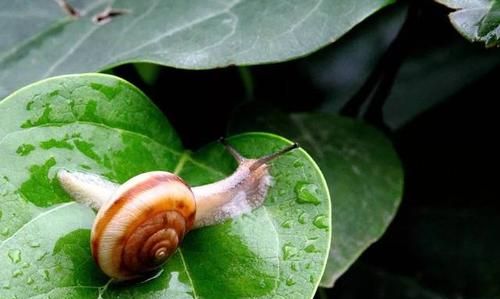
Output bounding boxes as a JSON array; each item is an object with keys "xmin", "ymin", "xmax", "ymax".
[{"xmin": 238, "ymin": 66, "xmax": 254, "ymax": 101}]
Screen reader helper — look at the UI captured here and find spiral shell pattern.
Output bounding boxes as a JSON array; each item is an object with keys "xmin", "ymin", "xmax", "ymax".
[{"xmin": 91, "ymin": 171, "xmax": 196, "ymax": 280}]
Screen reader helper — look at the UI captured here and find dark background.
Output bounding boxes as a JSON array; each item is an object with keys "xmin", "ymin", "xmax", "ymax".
[{"xmin": 110, "ymin": 1, "xmax": 500, "ymax": 298}]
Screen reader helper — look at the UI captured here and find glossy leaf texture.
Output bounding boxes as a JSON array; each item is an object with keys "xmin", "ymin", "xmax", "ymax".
[
  {"xmin": 0, "ymin": 74, "xmax": 331, "ymax": 298},
  {"xmin": 0, "ymin": 0, "xmax": 395, "ymax": 100},
  {"xmin": 229, "ymin": 111, "xmax": 403, "ymax": 287},
  {"xmin": 436, "ymin": 0, "xmax": 500, "ymax": 47}
]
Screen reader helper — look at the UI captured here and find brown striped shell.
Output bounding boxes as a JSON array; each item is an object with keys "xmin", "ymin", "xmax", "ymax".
[{"xmin": 91, "ymin": 171, "xmax": 196, "ymax": 280}]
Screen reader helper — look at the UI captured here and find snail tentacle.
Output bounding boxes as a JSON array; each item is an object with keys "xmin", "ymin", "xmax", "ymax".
[{"xmin": 191, "ymin": 141, "xmax": 299, "ymax": 228}]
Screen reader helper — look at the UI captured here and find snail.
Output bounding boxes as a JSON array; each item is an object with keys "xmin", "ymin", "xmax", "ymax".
[{"xmin": 57, "ymin": 138, "xmax": 299, "ymax": 281}]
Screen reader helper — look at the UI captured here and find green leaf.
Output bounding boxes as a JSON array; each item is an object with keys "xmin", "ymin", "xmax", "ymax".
[
  {"xmin": 0, "ymin": 74, "xmax": 331, "ymax": 298},
  {"xmin": 228, "ymin": 111, "xmax": 403, "ymax": 287},
  {"xmin": 436, "ymin": 0, "xmax": 500, "ymax": 47},
  {"xmin": 0, "ymin": 0, "xmax": 395, "ymax": 99}
]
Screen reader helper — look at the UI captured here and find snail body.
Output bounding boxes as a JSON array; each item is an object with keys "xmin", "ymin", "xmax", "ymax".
[{"xmin": 57, "ymin": 139, "xmax": 298, "ymax": 281}]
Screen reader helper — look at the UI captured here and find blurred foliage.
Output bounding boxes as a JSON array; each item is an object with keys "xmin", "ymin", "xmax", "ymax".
[
  {"xmin": 1, "ymin": 0, "xmax": 499, "ymax": 298},
  {"xmin": 436, "ymin": 0, "xmax": 500, "ymax": 47}
]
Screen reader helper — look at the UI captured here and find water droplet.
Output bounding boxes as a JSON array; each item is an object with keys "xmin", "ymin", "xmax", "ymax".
[
  {"xmin": 278, "ymin": 189, "xmax": 286, "ymax": 196},
  {"xmin": 294, "ymin": 182, "xmax": 321, "ymax": 205},
  {"xmin": 12, "ymin": 269, "xmax": 23, "ymax": 278},
  {"xmin": 8, "ymin": 249, "xmax": 21, "ymax": 263},
  {"xmin": 293, "ymin": 160, "xmax": 303, "ymax": 168},
  {"xmin": 1, "ymin": 228, "xmax": 10, "ymax": 236},
  {"xmin": 259, "ymin": 280, "xmax": 266, "ymax": 289},
  {"xmin": 26, "ymin": 100, "xmax": 35, "ymax": 111},
  {"xmin": 21, "ymin": 262, "xmax": 30, "ymax": 269},
  {"xmin": 286, "ymin": 276, "xmax": 296, "ymax": 286},
  {"xmin": 305, "ymin": 262, "xmax": 312, "ymax": 269},
  {"xmin": 304, "ymin": 244, "xmax": 317, "ymax": 253},
  {"xmin": 36, "ymin": 251, "xmax": 48, "ymax": 261},
  {"xmin": 283, "ymin": 244, "xmax": 298, "ymax": 260},
  {"xmin": 29, "ymin": 241, "xmax": 40, "ymax": 248},
  {"xmin": 309, "ymin": 275, "xmax": 315, "ymax": 283},
  {"xmin": 2, "ymin": 282, "xmax": 11, "ymax": 289},
  {"xmin": 281, "ymin": 220, "xmax": 293, "ymax": 228},
  {"xmin": 26, "ymin": 277, "xmax": 34, "ymax": 285},
  {"xmin": 298, "ymin": 212, "xmax": 308, "ymax": 224},
  {"xmin": 0, "ymin": 210, "xmax": 2, "ymax": 220},
  {"xmin": 291, "ymin": 262, "xmax": 298, "ymax": 272},
  {"xmin": 80, "ymin": 164, "xmax": 91, "ymax": 170},
  {"xmin": 313, "ymin": 215, "xmax": 329, "ymax": 229},
  {"xmin": 42, "ymin": 269, "xmax": 50, "ymax": 281}
]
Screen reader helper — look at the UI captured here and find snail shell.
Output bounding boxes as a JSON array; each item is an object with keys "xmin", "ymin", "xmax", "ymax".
[
  {"xmin": 58, "ymin": 140, "xmax": 299, "ymax": 281},
  {"xmin": 92, "ymin": 171, "xmax": 195, "ymax": 280}
]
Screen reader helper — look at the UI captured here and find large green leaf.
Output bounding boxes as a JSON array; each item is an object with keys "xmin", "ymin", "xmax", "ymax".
[
  {"xmin": 0, "ymin": 74, "xmax": 331, "ymax": 298},
  {"xmin": 229, "ymin": 111, "xmax": 403, "ymax": 287},
  {"xmin": 436, "ymin": 0, "xmax": 500, "ymax": 47},
  {"xmin": 0, "ymin": 0, "xmax": 395, "ymax": 100}
]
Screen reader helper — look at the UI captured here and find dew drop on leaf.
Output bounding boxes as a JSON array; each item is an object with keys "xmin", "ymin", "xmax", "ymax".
[
  {"xmin": 0, "ymin": 228, "xmax": 9, "ymax": 236},
  {"xmin": 281, "ymin": 220, "xmax": 293, "ymax": 228},
  {"xmin": 12, "ymin": 269, "xmax": 23, "ymax": 278},
  {"xmin": 312, "ymin": 215, "xmax": 329, "ymax": 229},
  {"xmin": 28, "ymin": 241, "xmax": 40, "ymax": 248},
  {"xmin": 309, "ymin": 275, "xmax": 315, "ymax": 283},
  {"xmin": 42, "ymin": 269, "xmax": 50, "ymax": 281},
  {"xmin": 286, "ymin": 276, "xmax": 296, "ymax": 286},
  {"xmin": 283, "ymin": 244, "xmax": 298, "ymax": 260},
  {"xmin": 304, "ymin": 244, "xmax": 317, "ymax": 253},
  {"xmin": 36, "ymin": 251, "xmax": 48, "ymax": 261},
  {"xmin": 259, "ymin": 280, "xmax": 266, "ymax": 289},
  {"xmin": 294, "ymin": 182, "xmax": 321, "ymax": 205},
  {"xmin": 7, "ymin": 249, "xmax": 21, "ymax": 264},
  {"xmin": 26, "ymin": 277, "xmax": 34, "ymax": 285},
  {"xmin": 298, "ymin": 212, "xmax": 308, "ymax": 224}
]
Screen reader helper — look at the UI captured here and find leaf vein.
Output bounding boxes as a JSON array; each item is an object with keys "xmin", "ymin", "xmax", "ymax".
[
  {"xmin": 0, "ymin": 202, "xmax": 75, "ymax": 249},
  {"xmin": 178, "ymin": 248, "xmax": 200, "ymax": 299},
  {"xmin": 114, "ymin": 0, "xmax": 242, "ymax": 60},
  {"xmin": 42, "ymin": 25, "xmax": 100, "ymax": 78}
]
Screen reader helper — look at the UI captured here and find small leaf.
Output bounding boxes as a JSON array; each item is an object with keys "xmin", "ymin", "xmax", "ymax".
[
  {"xmin": 0, "ymin": 0, "xmax": 395, "ymax": 100},
  {"xmin": 229, "ymin": 111, "xmax": 403, "ymax": 287},
  {"xmin": 436, "ymin": 0, "xmax": 500, "ymax": 47},
  {"xmin": 0, "ymin": 74, "xmax": 331, "ymax": 298}
]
